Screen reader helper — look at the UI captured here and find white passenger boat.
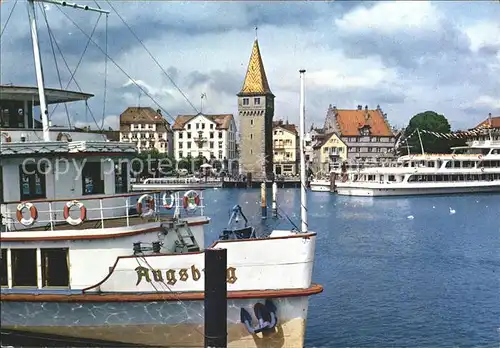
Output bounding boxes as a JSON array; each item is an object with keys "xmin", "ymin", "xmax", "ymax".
[
  {"xmin": 334, "ymin": 142, "xmax": 500, "ymax": 196},
  {"xmin": 0, "ymin": 2, "xmax": 321, "ymax": 347},
  {"xmin": 310, "ymin": 178, "xmax": 331, "ymax": 192},
  {"xmin": 131, "ymin": 176, "xmax": 223, "ymax": 191}
]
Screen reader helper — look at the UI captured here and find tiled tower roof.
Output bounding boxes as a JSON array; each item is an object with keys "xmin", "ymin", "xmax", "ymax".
[{"xmin": 238, "ymin": 39, "xmax": 273, "ymax": 97}]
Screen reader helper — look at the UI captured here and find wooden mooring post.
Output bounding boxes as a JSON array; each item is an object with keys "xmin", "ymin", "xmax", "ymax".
[
  {"xmin": 329, "ymin": 171, "xmax": 336, "ymax": 193},
  {"xmin": 271, "ymin": 181, "xmax": 278, "ymax": 218},
  {"xmin": 261, "ymin": 182, "xmax": 267, "ymax": 219},
  {"xmin": 204, "ymin": 248, "xmax": 228, "ymax": 348}
]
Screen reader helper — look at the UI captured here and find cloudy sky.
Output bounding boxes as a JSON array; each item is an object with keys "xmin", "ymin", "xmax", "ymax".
[{"xmin": 1, "ymin": 1, "xmax": 499, "ymax": 133}]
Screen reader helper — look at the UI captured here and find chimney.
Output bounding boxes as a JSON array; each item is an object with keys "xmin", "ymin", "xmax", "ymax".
[
  {"xmin": 377, "ymin": 104, "xmax": 381, "ymax": 110},
  {"xmin": 156, "ymin": 109, "xmax": 162, "ymax": 116},
  {"xmin": 365, "ymin": 105, "xmax": 368, "ymax": 111},
  {"xmin": 357, "ymin": 105, "xmax": 362, "ymax": 110}
]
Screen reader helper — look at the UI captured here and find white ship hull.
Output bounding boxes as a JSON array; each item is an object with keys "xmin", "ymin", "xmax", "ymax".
[
  {"xmin": 2, "ymin": 295, "xmax": 315, "ymax": 348},
  {"xmin": 1, "ymin": 217, "xmax": 321, "ymax": 348},
  {"xmin": 310, "ymin": 180, "xmax": 330, "ymax": 192},
  {"xmin": 336, "ymin": 182, "xmax": 500, "ymax": 197}
]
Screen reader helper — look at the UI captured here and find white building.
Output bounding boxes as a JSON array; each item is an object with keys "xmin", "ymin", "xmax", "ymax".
[
  {"xmin": 119, "ymin": 107, "xmax": 173, "ymax": 155},
  {"xmin": 172, "ymin": 113, "xmax": 237, "ymax": 172}
]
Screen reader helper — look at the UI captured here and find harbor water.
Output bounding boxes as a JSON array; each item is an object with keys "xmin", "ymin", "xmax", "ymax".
[{"xmin": 203, "ymin": 188, "xmax": 500, "ymax": 348}]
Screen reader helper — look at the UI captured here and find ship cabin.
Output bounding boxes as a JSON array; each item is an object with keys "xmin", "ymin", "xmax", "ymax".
[{"xmin": 1, "ymin": 86, "xmax": 210, "ymax": 292}]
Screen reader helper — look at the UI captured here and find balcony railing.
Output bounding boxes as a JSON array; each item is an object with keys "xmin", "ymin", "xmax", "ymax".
[{"xmin": 0, "ymin": 190, "xmax": 206, "ymax": 233}]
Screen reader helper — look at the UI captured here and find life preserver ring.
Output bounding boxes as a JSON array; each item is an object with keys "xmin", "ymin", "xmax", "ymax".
[
  {"xmin": 183, "ymin": 190, "xmax": 200, "ymax": 211},
  {"xmin": 478, "ymin": 154, "xmax": 483, "ymax": 160},
  {"xmin": 162, "ymin": 192, "xmax": 175, "ymax": 209},
  {"xmin": 137, "ymin": 194, "xmax": 155, "ymax": 218},
  {"xmin": 1, "ymin": 132, "xmax": 11, "ymax": 143},
  {"xmin": 16, "ymin": 202, "xmax": 38, "ymax": 226},
  {"xmin": 481, "ymin": 167, "xmax": 485, "ymax": 172},
  {"xmin": 341, "ymin": 175, "xmax": 348, "ymax": 183},
  {"xmin": 64, "ymin": 200, "xmax": 87, "ymax": 226},
  {"xmin": 452, "ymin": 155, "xmax": 456, "ymax": 160}
]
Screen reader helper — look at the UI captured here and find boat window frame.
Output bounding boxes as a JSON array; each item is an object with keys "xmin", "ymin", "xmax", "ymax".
[{"xmin": 19, "ymin": 162, "xmax": 47, "ymax": 200}]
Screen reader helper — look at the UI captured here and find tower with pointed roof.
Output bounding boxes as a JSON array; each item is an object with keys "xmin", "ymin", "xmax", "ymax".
[{"xmin": 237, "ymin": 38, "xmax": 275, "ymax": 179}]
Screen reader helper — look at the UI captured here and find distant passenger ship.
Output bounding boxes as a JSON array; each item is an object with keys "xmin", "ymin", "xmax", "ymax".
[{"xmin": 312, "ymin": 141, "xmax": 500, "ymax": 197}]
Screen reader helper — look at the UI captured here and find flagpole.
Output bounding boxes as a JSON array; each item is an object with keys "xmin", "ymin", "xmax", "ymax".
[
  {"xmin": 417, "ymin": 128, "xmax": 425, "ymax": 155},
  {"xmin": 488, "ymin": 112, "xmax": 493, "ymax": 142}
]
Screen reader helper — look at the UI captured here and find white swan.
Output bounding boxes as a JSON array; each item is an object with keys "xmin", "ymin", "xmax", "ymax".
[{"xmin": 449, "ymin": 207, "xmax": 456, "ymax": 215}]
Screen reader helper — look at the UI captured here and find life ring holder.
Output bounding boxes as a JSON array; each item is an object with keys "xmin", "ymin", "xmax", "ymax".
[
  {"xmin": 137, "ymin": 194, "xmax": 155, "ymax": 218},
  {"xmin": 1, "ymin": 132, "xmax": 11, "ymax": 143},
  {"xmin": 162, "ymin": 192, "xmax": 175, "ymax": 210},
  {"xmin": 64, "ymin": 200, "xmax": 87, "ymax": 226},
  {"xmin": 183, "ymin": 190, "xmax": 200, "ymax": 211},
  {"xmin": 16, "ymin": 202, "xmax": 38, "ymax": 226}
]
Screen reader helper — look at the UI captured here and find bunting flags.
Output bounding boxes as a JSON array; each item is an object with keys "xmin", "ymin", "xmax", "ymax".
[{"xmin": 399, "ymin": 125, "xmax": 493, "ymax": 144}]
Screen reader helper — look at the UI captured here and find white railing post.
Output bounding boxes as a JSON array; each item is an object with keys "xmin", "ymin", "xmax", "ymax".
[
  {"xmin": 200, "ymin": 190, "xmax": 204, "ymax": 216},
  {"xmin": 48, "ymin": 202, "xmax": 54, "ymax": 231},
  {"xmin": 99, "ymin": 199, "xmax": 104, "ymax": 229},
  {"xmin": 125, "ymin": 197, "xmax": 130, "ymax": 227}
]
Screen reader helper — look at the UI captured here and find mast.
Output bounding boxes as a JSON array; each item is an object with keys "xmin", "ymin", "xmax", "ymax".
[
  {"xmin": 26, "ymin": 0, "xmax": 109, "ymax": 142},
  {"xmin": 299, "ymin": 69, "xmax": 308, "ymax": 233},
  {"xmin": 27, "ymin": 0, "xmax": 50, "ymax": 142}
]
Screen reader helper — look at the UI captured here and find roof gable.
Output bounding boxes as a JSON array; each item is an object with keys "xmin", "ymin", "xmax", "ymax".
[
  {"xmin": 475, "ymin": 115, "xmax": 500, "ymax": 129},
  {"xmin": 119, "ymin": 106, "xmax": 171, "ymax": 131},
  {"xmin": 273, "ymin": 121, "xmax": 297, "ymax": 135},
  {"xmin": 334, "ymin": 108, "xmax": 394, "ymax": 137},
  {"xmin": 173, "ymin": 113, "xmax": 234, "ymax": 131},
  {"xmin": 314, "ymin": 132, "xmax": 345, "ymax": 149}
]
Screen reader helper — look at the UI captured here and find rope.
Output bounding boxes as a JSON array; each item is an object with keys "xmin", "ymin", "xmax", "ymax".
[
  {"xmin": 101, "ymin": 13, "xmax": 109, "ymax": 130},
  {"xmin": 55, "ymin": 6, "xmax": 175, "ymax": 124},
  {"xmin": 0, "ymin": 0, "xmax": 18, "ymax": 38},
  {"xmin": 49, "ymin": 11, "xmax": 102, "ymax": 127},
  {"xmin": 40, "ymin": 3, "xmax": 72, "ymax": 127},
  {"xmin": 105, "ymin": 0, "xmax": 199, "ymax": 115}
]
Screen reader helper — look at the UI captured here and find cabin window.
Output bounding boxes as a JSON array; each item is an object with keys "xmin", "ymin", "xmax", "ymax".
[
  {"xmin": 42, "ymin": 248, "xmax": 69, "ymax": 287},
  {"xmin": 82, "ymin": 161, "xmax": 104, "ymax": 195},
  {"xmin": 114, "ymin": 161, "xmax": 128, "ymax": 194},
  {"xmin": 11, "ymin": 249, "xmax": 37, "ymax": 287},
  {"xmin": 19, "ymin": 163, "xmax": 46, "ymax": 200},
  {"xmin": 0, "ymin": 249, "xmax": 7, "ymax": 286}
]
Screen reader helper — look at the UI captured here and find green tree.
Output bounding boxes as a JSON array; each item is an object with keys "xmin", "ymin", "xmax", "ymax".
[{"xmin": 403, "ymin": 111, "xmax": 455, "ymax": 154}]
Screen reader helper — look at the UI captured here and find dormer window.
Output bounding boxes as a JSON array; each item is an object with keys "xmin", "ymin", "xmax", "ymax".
[
  {"xmin": 254, "ymin": 97, "xmax": 261, "ymax": 105},
  {"xmin": 243, "ymin": 98, "xmax": 249, "ymax": 105}
]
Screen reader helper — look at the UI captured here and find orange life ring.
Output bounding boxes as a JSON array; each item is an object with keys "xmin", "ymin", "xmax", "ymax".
[
  {"xmin": 478, "ymin": 154, "xmax": 483, "ymax": 160},
  {"xmin": 137, "ymin": 194, "xmax": 155, "ymax": 218},
  {"xmin": 162, "ymin": 192, "xmax": 175, "ymax": 209},
  {"xmin": 64, "ymin": 200, "xmax": 87, "ymax": 226},
  {"xmin": 16, "ymin": 202, "xmax": 38, "ymax": 226},
  {"xmin": 452, "ymin": 155, "xmax": 456, "ymax": 160},
  {"xmin": 183, "ymin": 190, "xmax": 200, "ymax": 211}
]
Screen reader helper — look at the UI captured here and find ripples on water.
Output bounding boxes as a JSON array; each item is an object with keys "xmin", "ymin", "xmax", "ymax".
[{"xmin": 203, "ymin": 189, "xmax": 500, "ymax": 348}]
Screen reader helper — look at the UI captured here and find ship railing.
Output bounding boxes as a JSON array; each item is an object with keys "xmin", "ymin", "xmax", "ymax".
[
  {"xmin": 142, "ymin": 177, "xmax": 220, "ymax": 185},
  {"xmin": 0, "ymin": 190, "xmax": 206, "ymax": 232}
]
